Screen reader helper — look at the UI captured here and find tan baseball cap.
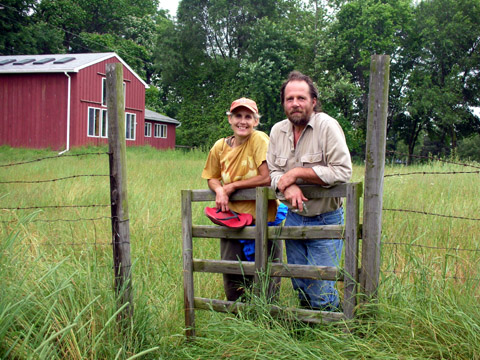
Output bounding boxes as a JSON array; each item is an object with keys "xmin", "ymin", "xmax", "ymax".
[{"xmin": 230, "ymin": 97, "xmax": 258, "ymax": 114}]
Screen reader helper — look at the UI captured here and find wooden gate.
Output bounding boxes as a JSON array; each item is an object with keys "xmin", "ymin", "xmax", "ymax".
[{"xmin": 182, "ymin": 183, "xmax": 362, "ymax": 338}]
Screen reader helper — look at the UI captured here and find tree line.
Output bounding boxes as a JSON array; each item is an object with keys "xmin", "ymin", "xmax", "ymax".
[{"xmin": 1, "ymin": 0, "xmax": 479, "ymax": 161}]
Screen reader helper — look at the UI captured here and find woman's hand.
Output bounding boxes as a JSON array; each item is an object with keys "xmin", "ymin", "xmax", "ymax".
[{"xmin": 214, "ymin": 186, "xmax": 230, "ymax": 212}]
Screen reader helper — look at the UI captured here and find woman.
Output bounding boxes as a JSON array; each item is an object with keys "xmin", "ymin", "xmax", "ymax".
[{"xmin": 201, "ymin": 97, "xmax": 281, "ymax": 301}]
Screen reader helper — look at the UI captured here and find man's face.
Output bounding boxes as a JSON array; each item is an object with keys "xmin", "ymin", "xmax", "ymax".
[{"xmin": 283, "ymin": 80, "xmax": 316, "ymax": 127}]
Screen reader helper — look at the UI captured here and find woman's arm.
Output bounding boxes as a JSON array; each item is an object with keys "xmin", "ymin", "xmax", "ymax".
[
  {"xmin": 222, "ymin": 161, "xmax": 270, "ymax": 196},
  {"xmin": 208, "ymin": 161, "xmax": 271, "ymax": 212}
]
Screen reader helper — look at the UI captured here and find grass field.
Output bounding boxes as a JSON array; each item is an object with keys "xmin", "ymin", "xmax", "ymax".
[{"xmin": 1, "ymin": 145, "xmax": 479, "ymax": 359}]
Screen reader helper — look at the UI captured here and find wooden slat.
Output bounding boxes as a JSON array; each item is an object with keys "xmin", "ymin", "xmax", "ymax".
[
  {"xmin": 192, "ymin": 225, "xmax": 345, "ymax": 240},
  {"xmin": 181, "ymin": 190, "xmax": 195, "ymax": 339},
  {"xmin": 343, "ymin": 183, "xmax": 361, "ymax": 319},
  {"xmin": 190, "ymin": 184, "xmax": 351, "ymax": 202},
  {"xmin": 194, "ymin": 297, "xmax": 345, "ymax": 323},
  {"xmin": 255, "ymin": 187, "xmax": 269, "ymax": 287},
  {"xmin": 193, "ymin": 259, "xmax": 340, "ymax": 280}
]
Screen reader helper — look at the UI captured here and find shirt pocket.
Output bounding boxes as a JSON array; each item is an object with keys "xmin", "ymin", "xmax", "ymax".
[
  {"xmin": 274, "ymin": 157, "xmax": 287, "ymax": 168},
  {"xmin": 301, "ymin": 152, "xmax": 323, "ymax": 168}
]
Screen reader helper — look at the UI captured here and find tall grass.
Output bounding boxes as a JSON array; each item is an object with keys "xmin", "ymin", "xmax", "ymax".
[{"xmin": 1, "ymin": 145, "xmax": 479, "ymax": 359}]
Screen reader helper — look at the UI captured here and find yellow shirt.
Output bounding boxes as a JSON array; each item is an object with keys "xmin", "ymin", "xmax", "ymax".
[{"xmin": 202, "ymin": 130, "xmax": 278, "ymax": 222}]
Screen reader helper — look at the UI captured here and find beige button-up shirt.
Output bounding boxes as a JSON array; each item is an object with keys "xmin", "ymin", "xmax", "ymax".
[{"xmin": 267, "ymin": 112, "xmax": 352, "ymax": 216}]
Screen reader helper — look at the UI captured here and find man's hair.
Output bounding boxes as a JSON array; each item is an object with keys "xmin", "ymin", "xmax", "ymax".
[{"xmin": 280, "ymin": 71, "xmax": 321, "ymax": 112}]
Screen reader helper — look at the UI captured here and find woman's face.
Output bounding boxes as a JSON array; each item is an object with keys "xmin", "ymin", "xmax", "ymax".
[{"xmin": 228, "ymin": 107, "xmax": 259, "ymax": 139}]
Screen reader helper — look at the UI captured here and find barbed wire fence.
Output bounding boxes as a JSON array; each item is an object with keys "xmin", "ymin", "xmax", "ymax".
[
  {"xmin": 0, "ymin": 65, "xmax": 133, "ymax": 323},
  {"xmin": 0, "ymin": 151, "xmax": 117, "ymax": 277},
  {"xmin": 380, "ymin": 150, "xmax": 480, "ymax": 285}
]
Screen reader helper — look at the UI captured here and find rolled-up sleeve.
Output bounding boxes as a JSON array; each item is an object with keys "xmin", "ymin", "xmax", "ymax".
[
  {"xmin": 312, "ymin": 121, "xmax": 352, "ymax": 185},
  {"xmin": 266, "ymin": 124, "xmax": 285, "ymax": 192}
]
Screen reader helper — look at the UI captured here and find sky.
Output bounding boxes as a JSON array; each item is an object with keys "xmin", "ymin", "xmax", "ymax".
[{"xmin": 159, "ymin": 0, "xmax": 180, "ymax": 17}]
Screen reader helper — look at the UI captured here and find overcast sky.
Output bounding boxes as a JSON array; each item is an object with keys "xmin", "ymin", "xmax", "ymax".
[{"xmin": 159, "ymin": 0, "xmax": 180, "ymax": 17}]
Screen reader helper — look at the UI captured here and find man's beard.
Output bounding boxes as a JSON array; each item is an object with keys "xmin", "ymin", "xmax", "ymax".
[{"xmin": 287, "ymin": 111, "xmax": 309, "ymax": 126}]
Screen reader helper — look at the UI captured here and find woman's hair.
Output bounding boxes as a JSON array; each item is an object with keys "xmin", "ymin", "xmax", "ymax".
[
  {"xmin": 280, "ymin": 71, "xmax": 321, "ymax": 112},
  {"xmin": 226, "ymin": 110, "xmax": 261, "ymax": 120}
]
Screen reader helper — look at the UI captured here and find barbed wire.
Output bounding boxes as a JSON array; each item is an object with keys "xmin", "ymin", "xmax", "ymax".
[
  {"xmin": 0, "ymin": 216, "xmax": 112, "ymax": 223},
  {"xmin": 382, "ymin": 270, "xmax": 480, "ymax": 282},
  {"xmin": 0, "ymin": 152, "xmax": 110, "ymax": 168},
  {"xmin": 386, "ymin": 150, "xmax": 480, "ymax": 169},
  {"xmin": 0, "ymin": 174, "xmax": 110, "ymax": 184},
  {"xmin": 382, "ymin": 241, "xmax": 480, "ymax": 253},
  {"xmin": 383, "ymin": 208, "xmax": 480, "ymax": 221},
  {"xmin": 384, "ymin": 170, "xmax": 480, "ymax": 177},
  {"xmin": 0, "ymin": 204, "xmax": 110, "ymax": 210}
]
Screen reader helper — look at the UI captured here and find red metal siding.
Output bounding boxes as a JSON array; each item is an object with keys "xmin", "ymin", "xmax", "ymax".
[
  {"xmin": 0, "ymin": 55, "xmax": 154, "ymax": 151},
  {"xmin": 0, "ymin": 73, "xmax": 67, "ymax": 150},
  {"xmin": 71, "ymin": 57, "xmax": 146, "ymax": 148},
  {"xmin": 144, "ymin": 121, "xmax": 177, "ymax": 149}
]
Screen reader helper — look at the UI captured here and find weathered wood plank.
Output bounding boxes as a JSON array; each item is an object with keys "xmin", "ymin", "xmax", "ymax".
[
  {"xmin": 343, "ymin": 182, "xmax": 361, "ymax": 319},
  {"xmin": 181, "ymin": 190, "xmax": 195, "ymax": 339},
  {"xmin": 361, "ymin": 55, "xmax": 390, "ymax": 301},
  {"xmin": 194, "ymin": 297, "xmax": 345, "ymax": 323},
  {"xmin": 192, "ymin": 225, "xmax": 345, "ymax": 240},
  {"xmin": 107, "ymin": 63, "xmax": 133, "ymax": 323},
  {"xmin": 254, "ymin": 187, "xmax": 269, "ymax": 287},
  {"xmin": 191, "ymin": 184, "xmax": 350, "ymax": 202},
  {"xmin": 193, "ymin": 259, "xmax": 340, "ymax": 280}
]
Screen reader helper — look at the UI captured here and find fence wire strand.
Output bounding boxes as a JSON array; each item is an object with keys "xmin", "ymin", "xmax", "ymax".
[
  {"xmin": 0, "ymin": 174, "xmax": 110, "ymax": 184},
  {"xmin": 0, "ymin": 152, "xmax": 110, "ymax": 168},
  {"xmin": 383, "ymin": 208, "xmax": 480, "ymax": 221},
  {"xmin": 386, "ymin": 150, "xmax": 480, "ymax": 169}
]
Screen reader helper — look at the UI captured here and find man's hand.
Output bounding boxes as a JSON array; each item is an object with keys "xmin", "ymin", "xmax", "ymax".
[
  {"xmin": 277, "ymin": 169, "xmax": 298, "ymax": 193},
  {"xmin": 283, "ymin": 184, "xmax": 308, "ymax": 212}
]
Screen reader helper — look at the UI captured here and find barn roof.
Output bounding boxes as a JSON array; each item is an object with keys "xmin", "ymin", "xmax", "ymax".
[
  {"xmin": 0, "ymin": 52, "xmax": 148, "ymax": 87},
  {"xmin": 145, "ymin": 109, "xmax": 181, "ymax": 127}
]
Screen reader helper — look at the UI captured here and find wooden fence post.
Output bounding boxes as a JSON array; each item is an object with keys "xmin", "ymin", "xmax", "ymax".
[
  {"xmin": 360, "ymin": 55, "xmax": 390, "ymax": 301},
  {"xmin": 254, "ymin": 187, "xmax": 269, "ymax": 296},
  {"xmin": 182, "ymin": 190, "xmax": 195, "ymax": 339},
  {"xmin": 106, "ymin": 63, "xmax": 133, "ymax": 322}
]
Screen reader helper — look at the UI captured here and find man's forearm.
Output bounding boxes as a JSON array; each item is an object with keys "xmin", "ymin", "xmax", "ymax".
[{"xmin": 290, "ymin": 167, "xmax": 328, "ymax": 186}]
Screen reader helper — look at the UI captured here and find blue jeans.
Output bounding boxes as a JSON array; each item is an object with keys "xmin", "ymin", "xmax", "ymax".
[{"xmin": 285, "ymin": 207, "xmax": 344, "ymax": 310}]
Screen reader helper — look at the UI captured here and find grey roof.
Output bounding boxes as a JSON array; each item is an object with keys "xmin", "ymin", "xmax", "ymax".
[
  {"xmin": 145, "ymin": 109, "xmax": 181, "ymax": 127},
  {"xmin": 0, "ymin": 52, "xmax": 147, "ymax": 87}
]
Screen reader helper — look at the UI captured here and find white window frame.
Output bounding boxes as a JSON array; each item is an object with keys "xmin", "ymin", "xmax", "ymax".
[
  {"xmin": 101, "ymin": 109, "xmax": 108, "ymax": 138},
  {"xmin": 145, "ymin": 122, "xmax": 152, "ymax": 137},
  {"xmin": 88, "ymin": 107, "xmax": 108, "ymax": 138},
  {"xmin": 125, "ymin": 113, "xmax": 136, "ymax": 140},
  {"xmin": 154, "ymin": 123, "xmax": 167, "ymax": 139},
  {"xmin": 102, "ymin": 78, "xmax": 126, "ymax": 108},
  {"xmin": 102, "ymin": 78, "xmax": 107, "ymax": 106}
]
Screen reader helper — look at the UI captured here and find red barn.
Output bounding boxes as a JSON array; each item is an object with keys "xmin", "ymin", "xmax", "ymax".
[
  {"xmin": 144, "ymin": 109, "xmax": 181, "ymax": 149},
  {"xmin": 0, "ymin": 52, "xmax": 180, "ymax": 151}
]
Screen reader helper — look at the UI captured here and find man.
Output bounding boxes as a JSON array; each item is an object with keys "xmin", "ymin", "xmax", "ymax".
[{"xmin": 267, "ymin": 71, "xmax": 352, "ymax": 310}]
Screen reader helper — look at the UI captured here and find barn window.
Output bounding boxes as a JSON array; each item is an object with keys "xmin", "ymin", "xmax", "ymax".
[
  {"xmin": 88, "ymin": 107, "xmax": 108, "ymax": 138},
  {"xmin": 102, "ymin": 78, "xmax": 126, "ymax": 107},
  {"xmin": 88, "ymin": 108, "xmax": 101, "ymax": 137},
  {"xmin": 154, "ymin": 124, "xmax": 167, "ymax": 139},
  {"xmin": 101, "ymin": 110, "xmax": 108, "ymax": 138},
  {"xmin": 102, "ymin": 78, "xmax": 107, "ymax": 106},
  {"xmin": 145, "ymin": 122, "xmax": 152, "ymax": 137},
  {"xmin": 125, "ymin": 113, "xmax": 136, "ymax": 140}
]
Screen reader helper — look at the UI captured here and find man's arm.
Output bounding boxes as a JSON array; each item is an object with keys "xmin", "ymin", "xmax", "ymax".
[{"xmin": 277, "ymin": 167, "xmax": 327, "ymax": 193}]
